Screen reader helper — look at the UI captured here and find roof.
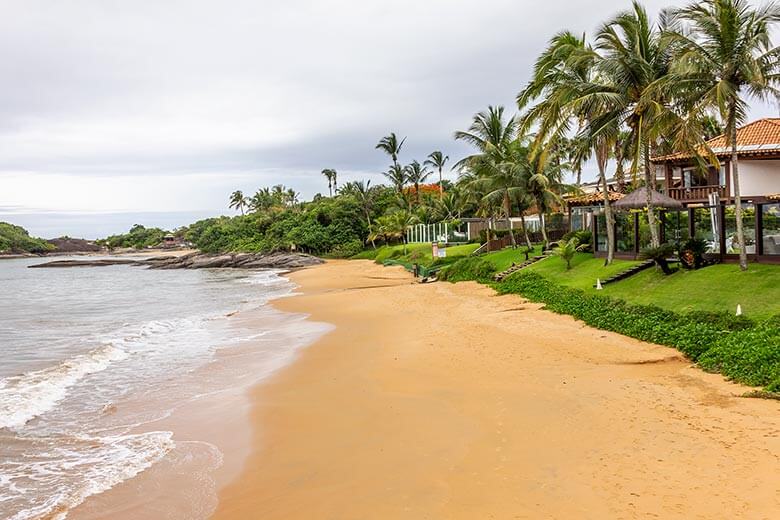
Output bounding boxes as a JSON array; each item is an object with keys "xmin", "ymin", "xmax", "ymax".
[
  {"xmin": 652, "ymin": 118, "xmax": 780, "ymax": 163},
  {"xmin": 612, "ymin": 189, "xmax": 683, "ymax": 210},
  {"xmin": 769, "ymin": 193, "xmax": 780, "ymax": 201},
  {"xmin": 566, "ymin": 191, "xmax": 624, "ymax": 207}
]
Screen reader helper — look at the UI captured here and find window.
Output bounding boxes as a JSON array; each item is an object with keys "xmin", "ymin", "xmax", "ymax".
[
  {"xmin": 724, "ymin": 204, "xmax": 756, "ymax": 254},
  {"xmin": 761, "ymin": 203, "xmax": 780, "ymax": 255},
  {"xmin": 692, "ymin": 207, "xmax": 721, "ymax": 253},
  {"xmin": 719, "ymin": 164, "xmax": 726, "ymax": 187}
]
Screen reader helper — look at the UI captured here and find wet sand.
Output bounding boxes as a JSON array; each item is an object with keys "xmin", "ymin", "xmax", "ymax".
[{"xmin": 211, "ymin": 259, "xmax": 780, "ymax": 519}]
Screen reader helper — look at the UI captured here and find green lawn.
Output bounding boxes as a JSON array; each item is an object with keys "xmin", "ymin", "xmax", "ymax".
[
  {"xmin": 605, "ymin": 263, "xmax": 780, "ymax": 320},
  {"xmin": 522, "ymin": 252, "xmax": 640, "ymax": 291},
  {"xmin": 357, "ymin": 242, "xmax": 480, "ymax": 267},
  {"xmin": 482, "ymin": 246, "xmax": 543, "ymax": 272}
]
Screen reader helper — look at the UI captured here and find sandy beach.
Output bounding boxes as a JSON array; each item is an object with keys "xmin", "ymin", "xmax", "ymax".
[{"xmin": 212, "ymin": 260, "xmax": 780, "ymax": 519}]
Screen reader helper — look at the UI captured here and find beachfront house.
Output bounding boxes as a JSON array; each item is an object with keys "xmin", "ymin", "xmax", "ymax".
[{"xmin": 568, "ymin": 118, "xmax": 780, "ymax": 263}]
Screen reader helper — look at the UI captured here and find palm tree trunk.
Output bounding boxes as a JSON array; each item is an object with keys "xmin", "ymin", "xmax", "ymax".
[
  {"xmin": 520, "ymin": 214, "xmax": 533, "ymax": 249},
  {"xmin": 644, "ymin": 141, "xmax": 660, "ymax": 248},
  {"xmin": 366, "ymin": 211, "xmax": 376, "ymax": 249},
  {"xmin": 597, "ymin": 143, "xmax": 615, "ymax": 265},
  {"xmin": 439, "ymin": 167, "xmax": 444, "ymax": 199},
  {"xmin": 504, "ymin": 191, "xmax": 516, "ymax": 248},
  {"xmin": 576, "ymin": 165, "xmax": 582, "ymax": 186},
  {"xmin": 731, "ymin": 118, "xmax": 747, "ymax": 271},
  {"xmin": 539, "ymin": 209, "xmax": 548, "ymax": 244}
]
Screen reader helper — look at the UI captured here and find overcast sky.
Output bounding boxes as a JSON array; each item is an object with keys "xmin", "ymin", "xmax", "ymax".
[{"xmin": 1, "ymin": 0, "xmax": 777, "ymax": 238}]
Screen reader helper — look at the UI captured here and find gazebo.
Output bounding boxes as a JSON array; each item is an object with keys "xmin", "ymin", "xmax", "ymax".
[
  {"xmin": 612, "ymin": 188, "xmax": 683, "ymax": 211},
  {"xmin": 593, "ymin": 189, "xmax": 686, "ymax": 259}
]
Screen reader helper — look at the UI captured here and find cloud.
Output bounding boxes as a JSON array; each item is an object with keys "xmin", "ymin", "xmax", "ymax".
[{"xmin": 0, "ymin": 0, "xmax": 776, "ymax": 237}]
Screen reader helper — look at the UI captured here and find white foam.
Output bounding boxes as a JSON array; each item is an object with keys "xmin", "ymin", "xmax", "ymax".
[
  {"xmin": 3, "ymin": 431, "xmax": 174, "ymax": 520},
  {"xmin": 0, "ymin": 345, "xmax": 128, "ymax": 430}
]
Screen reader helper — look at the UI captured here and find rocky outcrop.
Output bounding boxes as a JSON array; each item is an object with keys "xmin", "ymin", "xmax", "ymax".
[{"xmin": 29, "ymin": 252, "xmax": 324, "ymax": 270}]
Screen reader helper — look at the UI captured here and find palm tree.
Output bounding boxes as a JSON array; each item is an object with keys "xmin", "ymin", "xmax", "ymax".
[
  {"xmin": 551, "ymin": 237, "xmax": 589, "ymax": 269},
  {"xmin": 341, "ymin": 180, "xmax": 378, "ymax": 248},
  {"xmin": 370, "ymin": 210, "xmax": 417, "ymax": 254},
  {"xmin": 454, "ymin": 106, "xmax": 518, "ymax": 168},
  {"xmin": 424, "ymin": 151, "xmax": 449, "ymax": 198},
  {"xmin": 666, "ymin": 0, "xmax": 780, "ymax": 270},
  {"xmin": 229, "ymin": 190, "xmax": 247, "ymax": 215},
  {"xmin": 517, "ymin": 31, "xmax": 618, "ymax": 263},
  {"xmin": 321, "ymin": 168, "xmax": 337, "ymax": 197},
  {"xmin": 404, "ymin": 160, "xmax": 432, "ymax": 204},
  {"xmin": 375, "ymin": 133, "xmax": 406, "ymax": 169},
  {"xmin": 383, "ymin": 164, "xmax": 408, "ymax": 193},
  {"xmin": 249, "ymin": 187, "xmax": 274, "ymax": 213}
]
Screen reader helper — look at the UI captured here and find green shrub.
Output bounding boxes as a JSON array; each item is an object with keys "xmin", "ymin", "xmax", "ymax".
[
  {"xmin": 698, "ymin": 326, "xmax": 780, "ymax": 390},
  {"xmin": 440, "ymin": 257, "xmax": 495, "ymax": 283},
  {"xmin": 329, "ymin": 239, "xmax": 364, "ymax": 258}
]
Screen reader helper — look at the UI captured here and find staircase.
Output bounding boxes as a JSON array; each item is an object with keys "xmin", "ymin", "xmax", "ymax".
[
  {"xmin": 593, "ymin": 260, "xmax": 655, "ymax": 287},
  {"xmin": 493, "ymin": 255, "xmax": 548, "ymax": 282}
]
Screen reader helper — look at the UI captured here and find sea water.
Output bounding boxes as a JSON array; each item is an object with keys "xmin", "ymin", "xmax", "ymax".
[{"xmin": 0, "ymin": 257, "xmax": 325, "ymax": 519}]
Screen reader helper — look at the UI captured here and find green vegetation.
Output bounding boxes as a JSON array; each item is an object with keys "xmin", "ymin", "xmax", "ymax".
[
  {"xmin": 523, "ymin": 253, "xmax": 639, "ymax": 291},
  {"xmin": 605, "ymin": 264, "xmax": 780, "ymax": 320},
  {"xmin": 356, "ymin": 242, "xmax": 479, "ymax": 267},
  {"xmin": 482, "ymin": 246, "xmax": 542, "ymax": 272},
  {"xmin": 0, "ymin": 222, "xmax": 54, "ymax": 254},
  {"xmin": 439, "ymin": 257, "xmax": 495, "ymax": 283},
  {"xmin": 97, "ymin": 224, "xmax": 168, "ymax": 250},
  {"xmin": 493, "ymin": 272, "xmax": 779, "ymax": 391}
]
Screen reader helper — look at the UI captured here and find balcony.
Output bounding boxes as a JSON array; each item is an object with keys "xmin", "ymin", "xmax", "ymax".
[{"xmin": 666, "ymin": 185, "xmax": 727, "ymax": 202}]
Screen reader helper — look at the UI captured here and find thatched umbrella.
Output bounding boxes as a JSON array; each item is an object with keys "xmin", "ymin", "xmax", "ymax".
[{"xmin": 612, "ymin": 189, "xmax": 683, "ymax": 211}]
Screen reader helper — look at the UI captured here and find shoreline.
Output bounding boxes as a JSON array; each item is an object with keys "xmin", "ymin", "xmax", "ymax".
[{"xmin": 212, "ymin": 259, "xmax": 780, "ymax": 519}]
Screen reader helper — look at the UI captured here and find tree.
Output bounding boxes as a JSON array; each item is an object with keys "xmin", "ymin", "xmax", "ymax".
[
  {"xmin": 404, "ymin": 160, "xmax": 432, "ymax": 204},
  {"xmin": 370, "ymin": 210, "xmax": 417, "ymax": 254},
  {"xmin": 667, "ymin": 0, "xmax": 780, "ymax": 270},
  {"xmin": 424, "ymin": 151, "xmax": 450, "ymax": 198},
  {"xmin": 341, "ymin": 180, "xmax": 378, "ymax": 248},
  {"xmin": 383, "ymin": 164, "xmax": 408, "ymax": 193},
  {"xmin": 321, "ymin": 168, "xmax": 337, "ymax": 197},
  {"xmin": 229, "ymin": 190, "xmax": 247, "ymax": 215},
  {"xmin": 517, "ymin": 31, "xmax": 618, "ymax": 263},
  {"xmin": 454, "ymin": 106, "xmax": 518, "ymax": 168},
  {"xmin": 375, "ymin": 133, "xmax": 406, "ymax": 169}
]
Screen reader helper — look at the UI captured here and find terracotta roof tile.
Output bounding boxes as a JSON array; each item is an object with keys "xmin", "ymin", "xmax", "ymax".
[{"xmin": 653, "ymin": 118, "xmax": 780, "ymax": 162}]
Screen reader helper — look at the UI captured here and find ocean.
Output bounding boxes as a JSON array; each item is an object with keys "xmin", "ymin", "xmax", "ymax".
[{"xmin": 0, "ymin": 256, "xmax": 327, "ymax": 519}]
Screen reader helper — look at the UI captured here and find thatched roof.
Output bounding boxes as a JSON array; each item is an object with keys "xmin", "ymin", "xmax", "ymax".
[
  {"xmin": 565, "ymin": 191, "xmax": 624, "ymax": 207},
  {"xmin": 612, "ymin": 189, "xmax": 683, "ymax": 210}
]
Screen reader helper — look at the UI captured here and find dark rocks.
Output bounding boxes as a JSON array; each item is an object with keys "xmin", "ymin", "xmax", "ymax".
[
  {"xmin": 29, "ymin": 252, "xmax": 324, "ymax": 270},
  {"xmin": 28, "ymin": 259, "xmax": 139, "ymax": 268}
]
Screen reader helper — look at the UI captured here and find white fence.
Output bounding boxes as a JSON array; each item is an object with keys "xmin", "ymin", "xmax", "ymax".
[{"xmin": 406, "ymin": 223, "xmax": 466, "ymax": 243}]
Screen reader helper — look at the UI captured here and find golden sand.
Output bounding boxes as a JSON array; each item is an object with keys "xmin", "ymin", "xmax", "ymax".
[{"xmin": 213, "ymin": 259, "xmax": 780, "ymax": 519}]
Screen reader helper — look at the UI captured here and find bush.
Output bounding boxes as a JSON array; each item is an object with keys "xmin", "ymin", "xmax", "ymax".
[
  {"xmin": 439, "ymin": 257, "xmax": 495, "ymax": 283},
  {"xmin": 494, "ymin": 272, "xmax": 779, "ymax": 390},
  {"xmin": 329, "ymin": 239, "xmax": 364, "ymax": 258},
  {"xmin": 561, "ymin": 229, "xmax": 593, "ymax": 252}
]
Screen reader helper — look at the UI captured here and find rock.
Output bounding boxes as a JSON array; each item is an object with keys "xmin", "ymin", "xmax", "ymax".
[
  {"xmin": 29, "ymin": 252, "xmax": 324, "ymax": 270},
  {"xmin": 28, "ymin": 259, "xmax": 139, "ymax": 268}
]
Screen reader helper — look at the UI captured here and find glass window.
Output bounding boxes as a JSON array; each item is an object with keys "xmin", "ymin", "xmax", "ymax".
[
  {"xmin": 662, "ymin": 210, "xmax": 690, "ymax": 244},
  {"xmin": 615, "ymin": 213, "xmax": 635, "ymax": 252},
  {"xmin": 761, "ymin": 203, "xmax": 780, "ymax": 255},
  {"xmin": 724, "ymin": 204, "xmax": 756, "ymax": 254},
  {"xmin": 595, "ymin": 213, "xmax": 607, "ymax": 252},
  {"xmin": 719, "ymin": 164, "xmax": 726, "ymax": 187},
  {"xmin": 693, "ymin": 207, "xmax": 721, "ymax": 253}
]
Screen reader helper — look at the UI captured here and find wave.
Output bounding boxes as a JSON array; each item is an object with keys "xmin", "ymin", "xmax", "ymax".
[
  {"xmin": 0, "ymin": 345, "xmax": 128, "ymax": 430},
  {"xmin": 3, "ymin": 431, "xmax": 174, "ymax": 520}
]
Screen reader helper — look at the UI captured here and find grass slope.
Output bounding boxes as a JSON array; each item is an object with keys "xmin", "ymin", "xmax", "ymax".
[
  {"xmin": 606, "ymin": 263, "xmax": 780, "ymax": 320},
  {"xmin": 355, "ymin": 243, "xmax": 480, "ymax": 267},
  {"xmin": 523, "ymin": 252, "xmax": 640, "ymax": 291}
]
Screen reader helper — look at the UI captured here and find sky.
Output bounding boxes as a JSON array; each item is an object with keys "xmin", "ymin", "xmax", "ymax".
[{"xmin": 1, "ymin": 0, "xmax": 777, "ymax": 238}]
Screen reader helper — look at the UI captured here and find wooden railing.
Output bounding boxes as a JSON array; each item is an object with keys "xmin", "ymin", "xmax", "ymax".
[{"xmin": 666, "ymin": 185, "xmax": 727, "ymax": 201}]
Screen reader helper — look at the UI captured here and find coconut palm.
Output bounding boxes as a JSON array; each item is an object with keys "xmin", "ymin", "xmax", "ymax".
[
  {"xmin": 551, "ymin": 237, "xmax": 589, "ymax": 269},
  {"xmin": 666, "ymin": 0, "xmax": 780, "ymax": 270},
  {"xmin": 341, "ymin": 180, "xmax": 378, "ymax": 248},
  {"xmin": 404, "ymin": 160, "xmax": 432, "ymax": 204},
  {"xmin": 321, "ymin": 168, "xmax": 337, "ymax": 197},
  {"xmin": 375, "ymin": 133, "xmax": 406, "ymax": 168},
  {"xmin": 454, "ymin": 106, "xmax": 518, "ymax": 168},
  {"xmin": 424, "ymin": 151, "xmax": 450, "ymax": 198},
  {"xmin": 383, "ymin": 164, "xmax": 408, "ymax": 193},
  {"xmin": 517, "ymin": 31, "xmax": 618, "ymax": 263},
  {"xmin": 228, "ymin": 190, "xmax": 247, "ymax": 215},
  {"xmin": 369, "ymin": 210, "xmax": 417, "ymax": 254}
]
